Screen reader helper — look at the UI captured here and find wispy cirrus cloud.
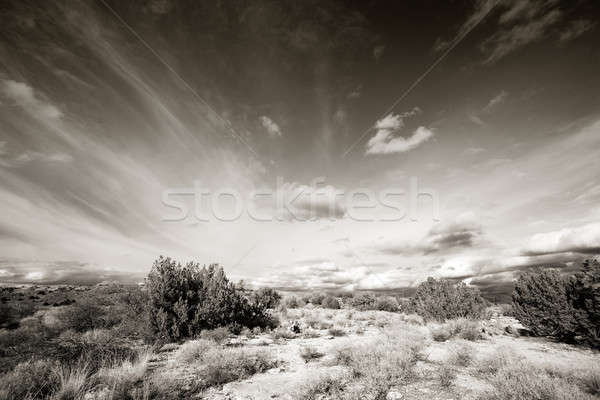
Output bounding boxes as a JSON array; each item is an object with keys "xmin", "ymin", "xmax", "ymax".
[
  {"xmin": 436, "ymin": 0, "xmax": 594, "ymax": 65},
  {"xmin": 483, "ymin": 90, "xmax": 509, "ymax": 112},
  {"xmin": 1, "ymin": 79, "xmax": 63, "ymax": 121},
  {"xmin": 559, "ymin": 19, "xmax": 595, "ymax": 43}
]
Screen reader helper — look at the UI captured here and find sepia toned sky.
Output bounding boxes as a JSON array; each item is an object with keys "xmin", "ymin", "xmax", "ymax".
[{"xmin": 1, "ymin": 0, "xmax": 599, "ymax": 298}]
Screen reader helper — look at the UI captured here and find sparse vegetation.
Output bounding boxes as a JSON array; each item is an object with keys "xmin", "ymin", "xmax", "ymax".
[
  {"xmin": 322, "ymin": 295, "xmax": 341, "ymax": 309},
  {"xmin": 1, "ymin": 265, "xmax": 599, "ymax": 400},
  {"xmin": 299, "ymin": 346, "xmax": 325, "ymax": 362},
  {"xmin": 439, "ymin": 364, "xmax": 456, "ymax": 387}
]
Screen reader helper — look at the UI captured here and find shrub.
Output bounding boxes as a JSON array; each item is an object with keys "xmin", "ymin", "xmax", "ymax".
[
  {"xmin": 196, "ymin": 347, "xmax": 278, "ymax": 389},
  {"xmin": 375, "ymin": 296, "xmax": 400, "ymax": 312},
  {"xmin": 250, "ymin": 288, "xmax": 281, "ymax": 309},
  {"xmin": 309, "ymin": 292, "xmax": 326, "ymax": 306},
  {"xmin": 479, "ymin": 362, "xmax": 595, "ymax": 400},
  {"xmin": 447, "ymin": 318, "xmax": 483, "ymax": 341},
  {"xmin": 566, "ymin": 259, "xmax": 600, "ymax": 347},
  {"xmin": 295, "ymin": 374, "xmax": 346, "ymax": 400},
  {"xmin": 52, "ymin": 329, "xmax": 137, "ymax": 372},
  {"xmin": 430, "ymin": 325, "xmax": 452, "ymax": 342},
  {"xmin": 299, "ymin": 346, "xmax": 325, "ymax": 362},
  {"xmin": 476, "ymin": 347, "xmax": 520, "ymax": 375},
  {"xmin": 57, "ymin": 300, "xmax": 112, "ymax": 333},
  {"xmin": 174, "ymin": 339, "xmax": 215, "ymax": 363},
  {"xmin": 448, "ymin": 342, "xmax": 474, "ymax": 366},
  {"xmin": 349, "ymin": 293, "xmax": 377, "ymax": 311},
  {"xmin": 328, "ymin": 327, "xmax": 345, "ymax": 337},
  {"xmin": 408, "ymin": 277, "xmax": 487, "ymax": 321},
  {"xmin": 146, "ymin": 257, "xmax": 278, "ymax": 342},
  {"xmin": 439, "ymin": 364, "xmax": 456, "ymax": 387},
  {"xmin": 512, "ymin": 269, "xmax": 577, "ymax": 341},
  {"xmin": 284, "ymin": 296, "xmax": 301, "ymax": 308},
  {"xmin": 512, "ymin": 260, "xmax": 600, "ymax": 347},
  {"xmin": 199, "ymin": 327, "xmax": 230, "ymax": 343},
  {"xmin": 0, "ymin": 359, "xmax": 60, "ymax": 400},
  {"xmin": 333, "ymin": 332, "xmax": 422, "ymax": 399},
  {"xmin": 322, "ymin": 296, "xmax": 341, "ymax": 309}
]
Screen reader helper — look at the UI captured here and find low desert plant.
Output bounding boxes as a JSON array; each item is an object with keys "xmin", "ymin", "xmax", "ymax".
[
  {"xmin": 348, "ymin": 293, "xmax": 377, "ymax": 311},
  {"xmin": 295, "ymin": 374, "xmax": 347, "ymax": 400},
  {"xmin": 328, "ymin": 327, "xmax": 346, "ymax": 337},
  {"xmin": 476, "ymin": 347, "xmax": 521, "ymax": 376},
  {"xmin": 439, "ymin": 364, "xmax": 456, "ymax": 387},
  {"xmin": 448, "ymin": 342, "xmax": 474, "ymax": 367},
  {"xmin": 52, "ymin": 364, "xmax": 91, "ymax": 400},
  {"xmin": 333, "ymin": 327, "xmax": 423, "ymax": 398},
  {"xmin": 430, "ymin": 318, "xmax": 482, "ymax": 342},
  {"xmin": 430, "ymin": 325, "xmax": 452, "ymax": 342},
  {"xmin": 322, "ymin": 296, "xmax": 341, "ymax": 309},
  {"xmin": 270, "ymin": 327, "xmax": 296, "ymax": 340},
  {"xmin": 196, "ymin": 347, "xmax": 278, "ymax": 389},
  {"xmin": 174, "ymin": 339, "xmax": 214, "ymax": 363},
  {"xmin": 199, "ymin": 327, "xmax": 230, "ymax": 343},
  {"xmin": 479, "ymin": 362, "xmax": 596, "ymax": 400},
  {"xmin": 375, "ymin": 296, "xmax": 400, "ymax": 312},
  {"xmin": 300, "ymin": 346, "xmax": 325, "ymax": 362},
  {"xmin": 0, "ymin": 359, "xmax": 60, "ymax": 400}
]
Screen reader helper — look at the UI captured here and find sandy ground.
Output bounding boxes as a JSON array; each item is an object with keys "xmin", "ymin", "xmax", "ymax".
[{"xmin": 146, "ymin": 321, "xmax": 599, "ymax": 400}]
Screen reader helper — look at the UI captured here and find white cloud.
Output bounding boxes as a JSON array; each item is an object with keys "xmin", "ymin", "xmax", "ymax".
[
  {"xmin": 365, "ymin": 108, "xmax": 433, "ymax": 155},
  {"xmin": 366, "ymin": 125, "xmax": 434, "ymax": 155},
  {"xmin": 259, "ymin": 115, "xmax": 282, "ymax": 137},
  {"xmin": 1, "ymin": 79, "xmax": 63, "ymax": 121},
  {"xmin": 524, "ymin": 222, "xmax": 600, "ymax": 255},
  {"xmin": 464, "ymin": 147, "xmax": 486, "ymax": 155},
  {"xmin": 484, "ymin": 90, "xmax": 509, "ymax": 112}
]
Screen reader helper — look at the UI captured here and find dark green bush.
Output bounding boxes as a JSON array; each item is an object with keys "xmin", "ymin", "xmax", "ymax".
[
  {"xmin": 407, "ymin": 277, "xmax": 487, "ymax": 321},
  {"xmin": 146, "ymin": 256, "xmax": 278, "ymax": 342},
  {"xmin": 513, "ymin": 259, "xmax": 600, "ymax": 347}
]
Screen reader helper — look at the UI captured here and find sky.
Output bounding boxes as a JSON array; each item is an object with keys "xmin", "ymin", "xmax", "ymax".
[{"xmin": 0, "ymin": 0, "xmax": 599, "ymax": 300}]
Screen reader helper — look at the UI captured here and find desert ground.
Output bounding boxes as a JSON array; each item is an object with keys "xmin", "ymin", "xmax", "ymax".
[{"xmin": 1, "ymin": 282, "xmax": 599, "ymax": 400}]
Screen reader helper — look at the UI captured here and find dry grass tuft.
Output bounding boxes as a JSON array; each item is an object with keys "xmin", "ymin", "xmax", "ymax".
[
  {"xmin": 447, "ymin": 341, "xmax": 474, "ymax": 367},
  {"xmin": 174, "ymin": 339, "xmax": 214, "ymax": 364},
  {"xmin": 295, "ymin": 374, "xmax": 347, "ymax": 400},
  {"xmin": 300, "ymin": 346, "xmax": 325, "ymax": 362},
  {"xmin": 328, "ymin": 327, "xmax": 346, "ymax": 337},
  {"xmin": 439, "ymin": 364, "xmax": 456, "ymax": 387}
]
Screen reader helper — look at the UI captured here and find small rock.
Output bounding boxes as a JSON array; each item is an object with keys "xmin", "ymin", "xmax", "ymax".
[{"xmin": 386, "ymin": 389, "xmax": 403, "ymax": 400}]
